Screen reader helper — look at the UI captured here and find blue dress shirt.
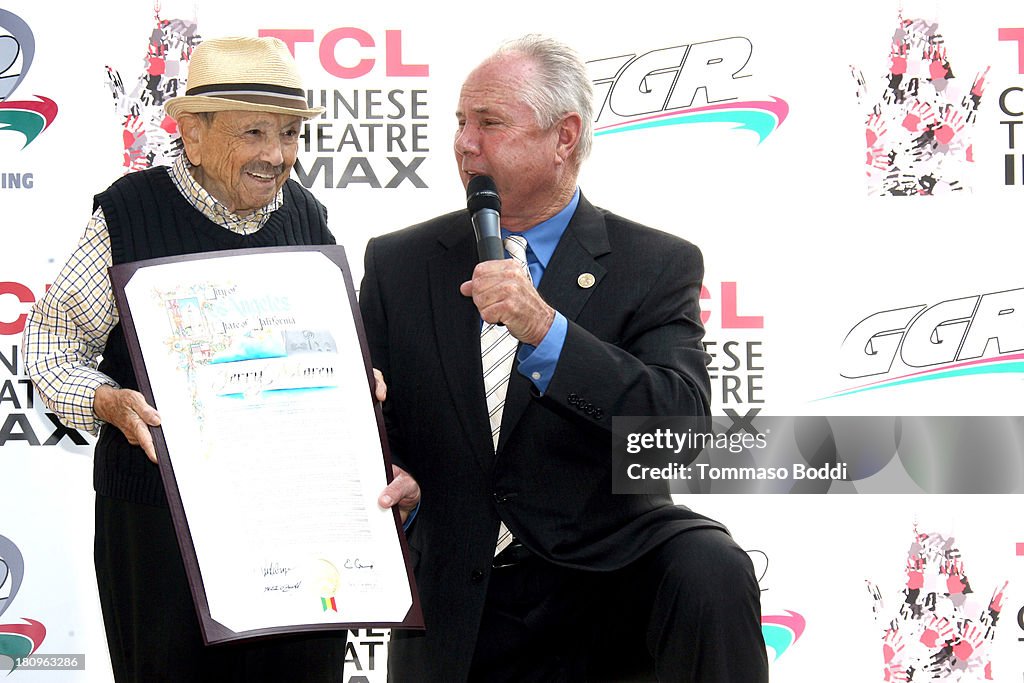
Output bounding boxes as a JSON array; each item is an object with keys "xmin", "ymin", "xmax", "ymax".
[{"xmin": 503, "ymin": 188, "xmax": 580, "ymax": 395}]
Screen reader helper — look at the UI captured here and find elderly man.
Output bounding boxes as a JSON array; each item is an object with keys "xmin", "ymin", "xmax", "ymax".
[
  {"xmin": 359, "ymin": 35, "xmax": 769, "ymax": 682},
  {"xmin": 22, "ymin": 36, "xmax": 418, "ymax": 682}
]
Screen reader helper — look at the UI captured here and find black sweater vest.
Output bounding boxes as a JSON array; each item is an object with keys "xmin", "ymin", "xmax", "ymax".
[{"xmin": 93, "ymin": 166, "xmax": 334, "ymax": 505}]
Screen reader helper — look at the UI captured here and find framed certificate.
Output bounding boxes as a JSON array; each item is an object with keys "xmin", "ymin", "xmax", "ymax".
[{"xmin": 110, "ymin": 245, "xmax": 423, "ymax": 644}]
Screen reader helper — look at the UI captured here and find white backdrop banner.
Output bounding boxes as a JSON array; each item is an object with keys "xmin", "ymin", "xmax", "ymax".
[{"xmin": 2, "ymin": 0, "xmax": 1023, "ymax": 680}]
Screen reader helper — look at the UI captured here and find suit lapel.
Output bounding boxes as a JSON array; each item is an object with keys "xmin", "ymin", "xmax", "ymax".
[
  {"xmin": 497, "ymin": 195, "xmax": 611, "ymax": 451},
  {"xmin": 428, "ymin": 218, "xmax": 496, "ymax": 469}
]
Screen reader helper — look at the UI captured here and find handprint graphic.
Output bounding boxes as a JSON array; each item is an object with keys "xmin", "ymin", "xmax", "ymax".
[
  {"xmin": 851, "ymin": 13, "xmax": 989, "ymax": 195},
  {"xmin": 105, "ymin": 6, "xmax": 200, "ymax": 172},
  {"xmin": 919, "ymin": 615, "xmax": 954, "ymax": 648},
  {"xmin": 867, "ymin": 526, "xmax": 1009, "ymax": 681}
]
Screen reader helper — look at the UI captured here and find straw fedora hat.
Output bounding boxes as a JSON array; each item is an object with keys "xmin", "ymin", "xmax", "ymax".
[{"xmin": 165, "ymin": 36, "xmax": 324, "ymax": 120}]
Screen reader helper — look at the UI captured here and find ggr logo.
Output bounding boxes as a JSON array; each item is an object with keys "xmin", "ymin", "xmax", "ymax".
[
  {"xmin": 586, "ymin": 37, "xmax": 788, "ymax": 143},
  {"xmin": 840, "ymin": 287, "xmax": 1024, "ymax": 379}
]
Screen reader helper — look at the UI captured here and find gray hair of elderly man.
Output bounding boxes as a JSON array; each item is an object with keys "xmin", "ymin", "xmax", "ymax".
[{"xmin": 489, "ymin": 34, "xmax": 594, "ymax": 166}]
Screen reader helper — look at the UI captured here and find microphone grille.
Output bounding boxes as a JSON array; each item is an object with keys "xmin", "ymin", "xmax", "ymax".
[{"xmin": 466, "ymin": 175, "xmax": 500, "ymax": 213}]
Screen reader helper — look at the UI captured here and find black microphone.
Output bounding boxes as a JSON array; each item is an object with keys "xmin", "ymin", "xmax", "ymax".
[{"xmin": 466, "ymin": 175, "xmax": 504, "ymax": 262}]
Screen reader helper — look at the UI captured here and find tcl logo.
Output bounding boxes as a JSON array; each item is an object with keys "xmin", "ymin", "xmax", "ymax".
[
  {"xmin": 0, "ymin": 282, "xmax": 43, "ymax": 336},
  {"xmin": 700, "ymin": 282, "xmax": 763, "ymax": 329},
  {"xmin": 258, "ymin": 29, "xmax": 427, "ymax": 79}
]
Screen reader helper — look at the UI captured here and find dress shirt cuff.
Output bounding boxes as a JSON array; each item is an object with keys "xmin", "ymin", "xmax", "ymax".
[
  {"xmin": 70, "ymin": 371, "xmax": 120, "ymax": 435},
  {"xmin": 402, "ymin": 501, "xmax": 420, "ymax": 531},
  {"xmin": 516, "ymin": 311, "xmax": 566, "ymax": 395}
]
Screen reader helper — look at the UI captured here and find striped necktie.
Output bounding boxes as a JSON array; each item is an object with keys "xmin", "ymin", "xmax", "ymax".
[{"xmin": 480, "ymin": 234, "xmax": 530, "ymax": 555}]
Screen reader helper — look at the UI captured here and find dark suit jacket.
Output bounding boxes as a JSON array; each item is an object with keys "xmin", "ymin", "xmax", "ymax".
[{"xmin": 359, "ymin": 194, "xmax": 726, "ymax": 681}]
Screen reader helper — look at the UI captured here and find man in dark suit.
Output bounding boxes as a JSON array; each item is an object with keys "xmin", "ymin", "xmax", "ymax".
[{"xmin": 361, "ymin": 35, "xmax": 769, "ymax": 682}]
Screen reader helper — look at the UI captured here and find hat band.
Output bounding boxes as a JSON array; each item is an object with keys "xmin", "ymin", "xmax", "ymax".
[{"xmin": 186, "ymin": 82, "xmax": 309, "ymax": 109}]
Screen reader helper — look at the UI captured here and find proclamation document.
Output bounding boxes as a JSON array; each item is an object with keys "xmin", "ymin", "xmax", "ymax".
[{"xmin": 110, "ymin": 246, "xmax": 422, "ymax": 644}]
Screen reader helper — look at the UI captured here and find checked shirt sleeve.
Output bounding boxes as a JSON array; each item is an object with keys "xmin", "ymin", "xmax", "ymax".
[{"xmin": 22, "ymin": 208, "xmax": 120, "ymax": 435}]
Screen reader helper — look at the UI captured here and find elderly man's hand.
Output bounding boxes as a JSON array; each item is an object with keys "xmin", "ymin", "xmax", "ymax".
[
  {"xmin": 459, "ymin": 259, "xmax": 555, "ymax": 346},
  {"xmin": 94, "ymin": 385, "xmax": 162, "ymax": 463},
  {"xmin": 378, "ymin": 465, "xmax": 420, "ymax": 524}
]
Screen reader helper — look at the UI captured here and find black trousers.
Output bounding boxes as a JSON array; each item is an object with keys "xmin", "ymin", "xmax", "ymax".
[
  {"xmin": 94, "ymin": 494, "xmax": 347, "ymax": 683},
  {"xmin": 468, "ymin": 528, "xmax": 769, "ymax": 683}
]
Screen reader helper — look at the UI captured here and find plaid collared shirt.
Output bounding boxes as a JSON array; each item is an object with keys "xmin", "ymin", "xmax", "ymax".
[{"xmin": 21, "ymin": 155, "xmax": 284, "ymax": 434}]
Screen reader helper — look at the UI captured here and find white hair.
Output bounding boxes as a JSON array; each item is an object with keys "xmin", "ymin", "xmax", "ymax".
[{"xmin": 491, "ymin": 34, "xmax": 594, "ymax": 165}]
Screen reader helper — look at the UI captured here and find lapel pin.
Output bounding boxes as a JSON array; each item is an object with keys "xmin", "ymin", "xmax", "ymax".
[{"xmin": 577, "ymin": 273, "xmax": 596, "ymax": 289}]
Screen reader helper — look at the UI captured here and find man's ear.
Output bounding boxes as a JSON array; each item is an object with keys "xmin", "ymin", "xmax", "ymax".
[
  {"xmin": 177, "ymin": 113, "xmax": 205, "ymax": 166},
  {"xmin": 554, "ymin": 112, "xmax": 583, "ymax": 167}
]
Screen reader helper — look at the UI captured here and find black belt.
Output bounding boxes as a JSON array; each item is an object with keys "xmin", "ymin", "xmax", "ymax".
[{"xmin": 492, "ymin": 539, "xmax": 533, "ymax": 569}]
